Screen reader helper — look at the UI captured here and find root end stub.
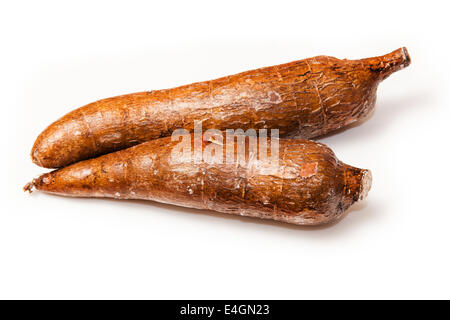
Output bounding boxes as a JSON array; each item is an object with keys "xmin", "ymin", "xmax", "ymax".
[
  {"xmin": 23, "ymin": 181, "xmax": 35, "ymax": 193},
  {"xmin": 365, "ymin": 47, "xmax": 411, "ymax": 81},
  {"xmin": 359, "ymin": 169, "xmax": 372, "ymax": 201},
  {"xmin": 401, "ymin": 47, "xmax": 411, "ymax": 69},
  {"xmin": 342, "ymin": 164, "xmax": 372, "ymax": 208}
]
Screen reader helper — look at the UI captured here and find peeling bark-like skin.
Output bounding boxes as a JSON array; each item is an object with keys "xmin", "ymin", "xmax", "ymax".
[
  {"xmin": 25, "ymin": 135, "xmax": 372, "ymax": 226},
  {"xmin": 31, "ymin": 48, "xmax": 410, "ymax": 168}
]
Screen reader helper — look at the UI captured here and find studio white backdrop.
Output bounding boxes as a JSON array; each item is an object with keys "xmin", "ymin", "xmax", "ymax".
[{"xmin": 1, "ymin": 0, "xmax": 448, "ymax": 299}]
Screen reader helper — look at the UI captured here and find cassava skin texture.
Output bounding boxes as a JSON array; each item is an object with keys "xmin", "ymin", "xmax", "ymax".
[
  {"xmin": 25, "ymin": 135, "xmax": 372, "ymax": 226},
  {"xmin": 31, "ymin": 47, "xmax": 410, "ymax": 168}
]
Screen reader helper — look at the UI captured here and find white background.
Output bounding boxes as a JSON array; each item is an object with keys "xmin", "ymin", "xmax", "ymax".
[{"xmin": 1, "ymin": 0, "xmax": 449, "ymax": 299}]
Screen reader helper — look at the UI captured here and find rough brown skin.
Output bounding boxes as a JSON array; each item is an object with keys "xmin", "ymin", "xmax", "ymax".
[
  {"xmin": 31, "ymin": 48, "xmax": 410, "ymax": 169},
  {"xmin": 25, "ymin": 135, "xmax": 372, "ymax": 226}
]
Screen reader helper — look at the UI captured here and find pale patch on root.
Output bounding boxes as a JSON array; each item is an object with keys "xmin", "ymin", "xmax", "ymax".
[
  {"xmin": 299, "ymin": 162, "xmax": 318, "ymax": 178},
  {"xmin": 359, "ymin": 170, "xmax": 372, "ymax": 201}
]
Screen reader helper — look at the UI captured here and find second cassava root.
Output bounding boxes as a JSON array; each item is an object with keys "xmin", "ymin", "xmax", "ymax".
[
  {"xmin": 31, "ymin": 48, "xmax": 410, "ymax": 168},
  {"xmin": 25, "ymin": 135, "xmax": 371, "ymax": 226}
]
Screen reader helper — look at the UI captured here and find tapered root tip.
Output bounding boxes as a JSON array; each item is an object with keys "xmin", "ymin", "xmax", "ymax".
[
  {"xmin": 23, "ymin": 181, "xmax": 35, "ymax": 193},
  {"xmin": 379, "ymin": 47, "xmax": 411, "ymax": 78},
  {"xmin": 359, "ymin": 169, "xmax": 372, "ymax": 201},
  {"xmin": 365, "ymin": 47, "xmax": 411, "ymax": 80}
]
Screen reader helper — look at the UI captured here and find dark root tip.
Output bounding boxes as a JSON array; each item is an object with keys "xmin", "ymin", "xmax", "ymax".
[{"xmin": 401, "ymin": 47, "xmax": 411, "ymax": 68}]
